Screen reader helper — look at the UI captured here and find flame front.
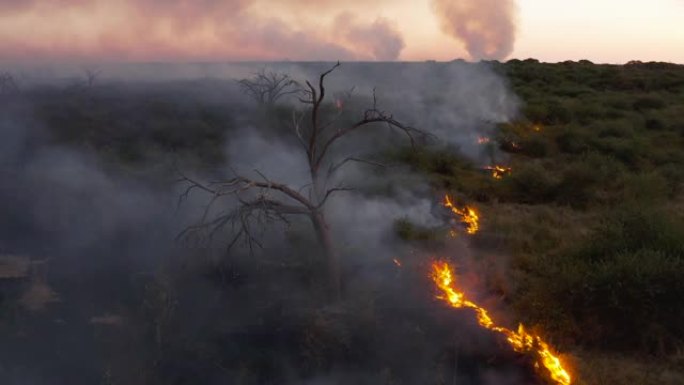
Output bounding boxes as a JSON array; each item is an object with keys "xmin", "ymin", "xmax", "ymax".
[
  {"xmin": 431, "ymin": 261, "xmax": 571, "ymax": 385},
  {"xmin": 477, "ymin": 136, "xmax": 491, "ymax": 145},
  {"xmin": 484, "ymin": 165, "xmax": 512, "ymax": 180},
  {"xmin": 443, "ymin": 195, "xmax": 479, "ymax": 235}
]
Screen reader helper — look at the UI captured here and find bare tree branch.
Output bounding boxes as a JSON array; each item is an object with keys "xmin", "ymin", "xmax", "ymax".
[
  {"xmin": 317, "ymin": 187, "xmax": 354, "ymax": 208},
  {"xmin": 314, "ymin": 110, "xmax": 425, "ymax": 173},
  {"xmin": 182, "ymin": 62, "xmax": 427, "ymax": 299},
  {"xmin": 238, "ymin": 69, "xmax": 301, "ymax": 105},
  {"xmin": 327, "ymin": 156, "xmax": 387, "ymax": 178},
  {"xmin": 0, "ymin": 72, "xmax": 19, "ymax": 94}
]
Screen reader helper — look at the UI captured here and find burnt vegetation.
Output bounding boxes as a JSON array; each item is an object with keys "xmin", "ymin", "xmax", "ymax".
[{"xmin": 1, "ymin": 60, "xmax": 684, "ymax": 385}]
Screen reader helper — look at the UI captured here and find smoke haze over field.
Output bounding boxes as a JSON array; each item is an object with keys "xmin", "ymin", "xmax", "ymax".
[
  {"xmin": 1, "ymin": 0, "xmax": 683, "ymax": 63},
  {"xmin": 0, "ymin": 61, "xmax": 525, "ymax": 384},
  {"xmin": 0, "ymin": 0, "xmax": 406, "ymax": 61},
  {"xmin": 0, "ymin": 0, "xmax": 522, "ymax": 62}
]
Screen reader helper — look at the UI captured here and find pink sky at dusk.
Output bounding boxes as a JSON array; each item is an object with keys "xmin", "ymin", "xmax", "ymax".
[{"xmin": 0, "ymin": 0, "xmax": 682, "ymax": 63}]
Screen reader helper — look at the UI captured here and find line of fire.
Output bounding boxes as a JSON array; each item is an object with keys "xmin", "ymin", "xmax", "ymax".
[{"xmin": 391, "ymin": 194, "xmax": 573, "ymax": 385}]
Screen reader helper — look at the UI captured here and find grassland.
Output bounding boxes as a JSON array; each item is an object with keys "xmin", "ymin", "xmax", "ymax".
[
  {"xmin": 396, "ymin": 59, "xmax": 684, "ymax": 384},
  {"xmin": 2, "ymin": 60, "xmax": 683, "ymax": 384}
]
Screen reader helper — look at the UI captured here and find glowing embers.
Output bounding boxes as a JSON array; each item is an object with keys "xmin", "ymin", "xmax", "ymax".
[
  {"xmin": 443, "ymin": 195, "xmax": 479, "ymax": 235},
  {"xmin": 477, "ymin": 136, "xmax": 491, "ymax": 145},
  {"xmin": 431, "ymin": 261, "xmax": 572, "ymax": 385},
  {"xmin": 484, "ymin": 165, "xmax": 512, "ymax": 180}
]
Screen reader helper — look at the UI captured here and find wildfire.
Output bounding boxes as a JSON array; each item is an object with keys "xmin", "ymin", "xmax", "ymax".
[
  {"xmin": 484, "ymin": 165, "xmax": 512, "ymax": 180},
  {"xmin": 431, "ymin": 261, "xmax": 571, "ymax": 385},
  {"xmin": 477, "ymin": 136, "xmax": 491, "ymax": 145},
  {"xmin": 443, "ymin": 195, "xmax": 479, "ymax": 235},
  {"xmin": 533, "ymin": 125, "xmax": 542, "ymax": 132},
  {"xmin": 393, "ymin": 258, "xmax": 402, "ymax": 267},
  {"xmin": 335, "ymin": 99, "xmax": 344, "ymax": 110}
]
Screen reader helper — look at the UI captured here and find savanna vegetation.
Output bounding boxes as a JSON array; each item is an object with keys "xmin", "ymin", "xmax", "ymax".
[
  {"xmin": 395, "ymin": 59, "xmax": 684, "ymax": 384},
  {"xmin": 1, "ymin": 60, "xmax": 683, "ymax": 385}
]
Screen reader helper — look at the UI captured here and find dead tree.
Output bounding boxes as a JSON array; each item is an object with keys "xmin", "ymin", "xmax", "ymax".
[
  {"xmin": 83, "ymin": 68, "xmax": 100, "ymax": 88},
  {"xmin": 179, "ymin": 62, "xmax": 425, "ymax": 300},
  {"xmin": 237, "ymin": 69, "xmax": 300, "ymax": 105},
  {"xmin": 0, "ymin": 72, "xmax": 19, "ymax": 94}
]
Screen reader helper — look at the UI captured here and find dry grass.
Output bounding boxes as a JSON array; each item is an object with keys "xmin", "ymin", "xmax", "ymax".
[
  {"xmin": 573, "ymin": 350, "xmax": 684, "ymax": 385},
  {"xmin": 475, "ymin": 202, "xmax": 595, "ymax": 259}
]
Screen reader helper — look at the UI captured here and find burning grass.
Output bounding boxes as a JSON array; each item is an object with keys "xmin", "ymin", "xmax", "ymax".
[
  {"xmin": 431, "ymin": 261, "xmax": 572, "ymax": 385},
  {"xmin": 443, "ymin": 195, "xmax": 479, "ymax": 235},
  {"xmin": 484, "ymin": 165, "xmax": 512, "ymax": 179}
]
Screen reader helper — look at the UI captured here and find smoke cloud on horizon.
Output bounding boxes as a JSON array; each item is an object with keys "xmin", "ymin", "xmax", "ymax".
[
  {"xmin": 431, "ymin": 0, "xmax": 518, "ymax": 60},
  {"xmin": 0, "ymin": 0, "xmax": 525, "ymax": 62},
  {"xmin": 0, "ymin": 0, "xmax": 405, "ymax": 61}
]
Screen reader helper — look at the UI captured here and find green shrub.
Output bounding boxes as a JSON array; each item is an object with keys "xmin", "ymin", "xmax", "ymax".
[
  {"xmin": 556, "ymin": 129, "xmax": 590, "ymax": 154},
  {"xmin": 619, "ymin": 172, "xmax": 670, "ymax": 204},
  {"xmin": 498, "ymin": 162, "xmax": 558, "ymax": 203},
  {"xmin": 394, "ymin": 218, "xmax": 442, "ymax": 242},
  {"xmin": 633, "ymin": 96, "xmax": 666, "ymax": 111},
  {"xmin": 645, "ymin": 117, "xmax": 666, "ymax": 130},
  {"xmin": 595, "ymin": 120, "xmax": 634, "ymax": 138},
  {"xmin": 553, "ymin": 152, "xmax": 624, "ymax": 207},
  {"xmin": 589, "ymin": 137, "xmax": 644, "ymax": 168},
  {"xmin": 518, "ymin": 136, "xmax": 549, "ymax": 158},
  {"xmin": 516, "ymin": 206, "xmax": 684, "ymax": 353}
]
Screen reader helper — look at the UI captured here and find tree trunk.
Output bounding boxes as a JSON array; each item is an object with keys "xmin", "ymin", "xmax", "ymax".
[{"xmin": 311, "ymin": 210, "xmax": 341, "ymax": 300}]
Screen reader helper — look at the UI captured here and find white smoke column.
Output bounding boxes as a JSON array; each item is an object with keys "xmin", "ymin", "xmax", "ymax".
[{"xmin": 431, "ymin": 0, "xmax": 517, "ymax": 60}]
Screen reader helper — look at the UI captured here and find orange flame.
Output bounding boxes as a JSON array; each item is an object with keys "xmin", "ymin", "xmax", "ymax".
[
  {"xmin": 533, "ymin": 125, "xmax": 542, "ymax": 132},
  {"xmin": 477, "ymin": 136, "xmax": 491, "ymax": 145},
  {"xmin": 484, "ymin": 165, "xmax": 512, "ymax": 180},
  {"xmin": 443, "ymin": 195, "xmax": 479, "ymax": 235},
  {"xmin": 431, "ymin": 261, "xmax": 571, "ymax": 385},
  {"xmin": 393, "ymin": 258, "xmax": 402, "ymax": 267}
]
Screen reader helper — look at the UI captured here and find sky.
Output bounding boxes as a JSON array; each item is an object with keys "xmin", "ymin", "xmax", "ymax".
[{"xmin": 0, "ymin": 0, "xmax": 682, "ymax": 63}]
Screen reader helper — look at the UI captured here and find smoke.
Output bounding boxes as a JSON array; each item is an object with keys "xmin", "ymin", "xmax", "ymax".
[
  {"xmin": 287, "ymin": 62, "xmax": 519, "ymax": 160},
  {"xmin": 333, "ymin": 14, "xmax": 406, "ymax": 61},
  {"xmin": 431, "ymin": 0, "xmax": 518, "ymax": 60},
  {"xmin": 0, "ymin": 62, "xmax": 525, "ymax": 384},
  {"xmin": 0, "ymin": 0, "xmax": 405, "ymax": 61}
]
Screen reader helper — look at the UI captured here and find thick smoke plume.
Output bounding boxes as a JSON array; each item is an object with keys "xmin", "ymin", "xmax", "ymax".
[
  {"xmin": 0, "ymin": 0, "xmax": 404, "ymax": 61},
  {"xmin": 431, "ymin": 0, "xmax": 517, "ymax": 60}
]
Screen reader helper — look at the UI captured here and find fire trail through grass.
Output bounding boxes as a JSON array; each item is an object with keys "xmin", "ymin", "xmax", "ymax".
[
  {"xmin": 484, "ymin": 165, "xmax": 512, "ymax": 179},
  {"xmin": 444, "ymin": 195, "xmax": 480, "ymax": 235},
  {"xmin": 431, "ymin": 261, "xmax": 571, "ymax": 385},
  {"xmin": 434, "ymin": 194, "xmax": 571, "ymax": 384}
]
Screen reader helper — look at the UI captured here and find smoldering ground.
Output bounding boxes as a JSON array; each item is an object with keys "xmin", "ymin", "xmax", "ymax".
[{"xmin": 0, "ymin": 62, "xmax": 535, "ymax": 385}]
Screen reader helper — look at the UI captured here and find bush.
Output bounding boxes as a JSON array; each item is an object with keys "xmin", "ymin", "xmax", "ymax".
[
  {"xmin": 556, "ymin": 152, "xmax": 626, "ymax": 207},
  {"xmin": 619, "ymin": 172, "xmax": 670, "ymax": 204},
  {"xmin": 394, "ymin": 218, "xmax": 442, "ymax": 243},
  {"xmin": 595, "ymin": 120, "xmax": 634, "ymax": 138},
  {"xmin": 518, "ymin": 137, "xmax": 549, "ymax": 158},
  {"xmin": 556, "ymin": 129, "xmax": 590, "ymax": 154},
  {"xmin": 589, "ymin": 137, "xmax": 644, "ymax": 168},
  {"xmin": 645, "ymin": 117, "xmax": 665, "ymax": 130},
  {"xmin": 633, "ymin": 96, "xmax": 665, "ymax": 111},
  {"xmin": 516, "ymin": 206, "xmax": 684, "ymax": 353},
  {"xmin": 498, "ymin": 162, "xmax": 558, "ymax": 203}
]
